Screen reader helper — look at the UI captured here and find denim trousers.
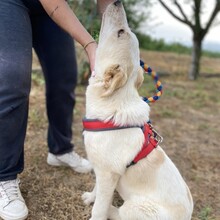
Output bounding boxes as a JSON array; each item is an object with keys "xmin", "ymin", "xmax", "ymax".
[{"xmin": 0, "ymin": 0, "xmax": 78, "ymax": 181}]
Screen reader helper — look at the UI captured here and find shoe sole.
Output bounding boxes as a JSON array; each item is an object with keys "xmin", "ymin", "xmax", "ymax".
[
  {"xmin": 47, "ymin": 159, "xmax": 66, "ymax": 166},
  {"xmin": 0, "ymin": 212, "xmax": 28, "ymax": 220},
  {"xmin": 47, "ymin": 159, "xmax": 92, "ymax": 173}
]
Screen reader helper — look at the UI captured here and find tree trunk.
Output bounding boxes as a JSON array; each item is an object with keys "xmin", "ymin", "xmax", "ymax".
[{"xmin": 188, "ymin": 37, "xmax": 202, "ymax": 80}]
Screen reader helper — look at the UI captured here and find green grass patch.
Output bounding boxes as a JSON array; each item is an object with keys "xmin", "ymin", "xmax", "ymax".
[
  {"xmin": 199, "ymin": 206, "xmax": 214, "ymax": 220},
  {"xmin": 139, "ymin": 76, "xmax": 160, "ymax": 98},
  {"xmin": 32, "ymin": 70, "xmax": 45, "ymax": 86},
  {"xmin": 29, "ymin": 109, "xmax": 46, "ymax": 129}
]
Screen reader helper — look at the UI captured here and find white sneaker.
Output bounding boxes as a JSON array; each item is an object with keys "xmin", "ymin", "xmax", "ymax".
[
  {"xmin": 0, "ymin": 179, "xmax": 28, "ymax": 220},
  {"xmin": 47, "ymin": 151, "xmax": 92, "ymax": 173}
]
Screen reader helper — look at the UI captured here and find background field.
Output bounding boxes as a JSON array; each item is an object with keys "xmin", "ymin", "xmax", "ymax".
[{"xmin": 20, "ymin": 50, "xmax": 220, "ymax": 220}]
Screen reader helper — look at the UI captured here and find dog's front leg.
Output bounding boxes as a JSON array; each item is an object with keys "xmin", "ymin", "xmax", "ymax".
[
  {"xmin": 82, "ymin": 182, "xmax": 97, "ymax": 205},
  {"xmin": 90, "ymin": 170, "xmax": 120, "ymax": 220}
]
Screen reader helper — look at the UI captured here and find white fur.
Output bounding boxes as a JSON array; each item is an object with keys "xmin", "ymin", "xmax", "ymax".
[{"xmin": 82, "ymin": 2, "xmax": 193, "ymax": 220}]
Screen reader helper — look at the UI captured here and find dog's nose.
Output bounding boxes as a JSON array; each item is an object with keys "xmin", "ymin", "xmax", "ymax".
[{"xmin": 114, "ymin": 0, "xmax": 121, "ymax": 6}]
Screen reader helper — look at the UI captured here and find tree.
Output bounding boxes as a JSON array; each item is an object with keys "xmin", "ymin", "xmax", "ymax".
[{"xmin": 157, "ymin": 0, "xmax": 220, "ymax": 80}]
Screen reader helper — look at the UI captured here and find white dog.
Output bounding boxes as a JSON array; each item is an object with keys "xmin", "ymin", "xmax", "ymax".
[{"xmin": 82, "ymin": 1, "xmax": 193, "ymax": 219}]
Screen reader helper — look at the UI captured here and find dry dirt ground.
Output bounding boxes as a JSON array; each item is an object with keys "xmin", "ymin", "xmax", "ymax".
[{"xmin": 15, "ymin": 51, "xmax": 220, "ymax": 220}]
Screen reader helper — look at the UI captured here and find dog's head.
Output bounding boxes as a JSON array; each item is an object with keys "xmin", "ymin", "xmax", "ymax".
[{"xmin": 94, "ymin": 0, "xmax": 144, "ymax": 97}]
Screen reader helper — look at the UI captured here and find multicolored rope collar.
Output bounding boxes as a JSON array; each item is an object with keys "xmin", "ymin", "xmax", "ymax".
[
  {"xmin": 82, "ymin": 118, "xmax": 163, "ymax": 167},
  {"xmin": 140, "ymin": 60, "xmax": 163, "ymax": 103}
]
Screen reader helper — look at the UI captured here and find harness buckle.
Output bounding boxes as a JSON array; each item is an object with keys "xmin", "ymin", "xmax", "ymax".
[{"xmin": 149, "ymin": 124, "xmax": 163, "ymax": 145}]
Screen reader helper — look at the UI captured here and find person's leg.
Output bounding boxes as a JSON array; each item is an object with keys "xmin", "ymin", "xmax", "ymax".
[
  {"xmin": 0, "ymin": 0, "xmax": 32, "ymax": 181},
  {"xmin": 31, "ymin": 10, "xmax": 77, "ymax": 155},
  {"xmin": 30, "ymin": 5, "xmax": 92, "ymax": 173},
  {"xmin": 0, "ymin": 0, "xmax": 31, "ymax": 219}
]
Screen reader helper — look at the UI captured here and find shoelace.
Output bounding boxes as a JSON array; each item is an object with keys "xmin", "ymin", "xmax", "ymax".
[{"xmin": 0, "ymin": 179, "xmax": 21, "ymax": 204}]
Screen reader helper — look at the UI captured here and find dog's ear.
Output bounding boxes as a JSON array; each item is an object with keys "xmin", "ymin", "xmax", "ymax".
[
  {"xmin": 135, "ymin": 66, "xmax": 144, "ymax": 89},
  {"xmin": 102, "ymin": 64, "xmax": 127, "ymax": 97}
]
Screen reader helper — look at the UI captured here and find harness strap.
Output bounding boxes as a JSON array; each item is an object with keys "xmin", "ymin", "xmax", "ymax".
[
  {"xmin": 83, "ymin": 118, "xmax": 140, "ymax": 131},
  {"xmin": 127, "ymin": 124, "xmax": 158, "ymax": 167},
  {"xmin": 82, "ymin": 118, "xmax": 161, "ymax": 167}
]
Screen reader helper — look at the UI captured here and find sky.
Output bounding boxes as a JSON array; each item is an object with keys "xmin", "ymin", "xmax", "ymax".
[{"xmin": 141, "ymin": 0, "xmax": 220, "ymax": 52}]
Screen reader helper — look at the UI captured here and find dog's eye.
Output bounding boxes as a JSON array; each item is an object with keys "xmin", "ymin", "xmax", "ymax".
[{"xmin": 118, "ymin": 29, "xmax": 125, "ymax": 37}]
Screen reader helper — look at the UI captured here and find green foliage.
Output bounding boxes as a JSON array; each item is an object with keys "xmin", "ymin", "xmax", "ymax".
[
  {"xmin": 202, "ymin": 50, "xmax": 220, "ymax": 58},
  {"xmin": 137, "ymin": 32, "xmax": 190, "ymax": 53},
  {"xmin": 68, "ymin": 0, "xmax": 100, "ymax": 38},
  {"xmin": 136, "ymin": 32, "xmax": 220, "ymax": 58}
]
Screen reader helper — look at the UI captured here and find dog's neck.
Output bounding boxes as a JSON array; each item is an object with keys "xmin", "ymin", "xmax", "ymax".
[{"xmin": 85, "ymin": 77, "xmax": 150, "ymax": 126}]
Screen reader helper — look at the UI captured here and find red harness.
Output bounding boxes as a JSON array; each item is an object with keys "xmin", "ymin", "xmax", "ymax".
[{"xmin": 82, "ymin": 118, "xmax": 162, "ymax": 167}]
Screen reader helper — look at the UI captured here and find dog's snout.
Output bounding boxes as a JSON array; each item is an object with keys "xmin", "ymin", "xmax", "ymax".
[{"xmin": 114, "ymin": 0, "xmax": 121, "ymax": 6}]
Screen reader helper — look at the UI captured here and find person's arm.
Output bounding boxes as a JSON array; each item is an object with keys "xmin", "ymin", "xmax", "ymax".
[
  {"xmin": 39, "ymin": 0, "xmax": 97, "ymax": 71},
  {"xmin": 97, "ymin": 0, "xmax": 115, "ymax": 17}
]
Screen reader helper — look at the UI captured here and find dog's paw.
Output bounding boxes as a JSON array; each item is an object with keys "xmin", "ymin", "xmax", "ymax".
[{"xmin": 82, "ymin": 191, "xmax": 95, "ymax": 205}]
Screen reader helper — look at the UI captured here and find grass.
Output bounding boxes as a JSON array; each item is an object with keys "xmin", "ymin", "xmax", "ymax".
[
  {"xmin": 32, "ymin": 70, "xmax": 45, "ymax": 86},
  {"xmin": 199, "ymin": 207, "xmax": 214, "ymax": 220}
]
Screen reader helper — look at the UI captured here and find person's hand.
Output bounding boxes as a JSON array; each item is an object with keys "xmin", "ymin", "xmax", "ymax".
[{"xmin": 84, "ymin": 41, "xmax": 97, "ymax": 72}]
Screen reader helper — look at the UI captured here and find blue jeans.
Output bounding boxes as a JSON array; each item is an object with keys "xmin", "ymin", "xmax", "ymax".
[{"xmin": 0, "ymin": 0, "xmax": 78, "ymax": 181}]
